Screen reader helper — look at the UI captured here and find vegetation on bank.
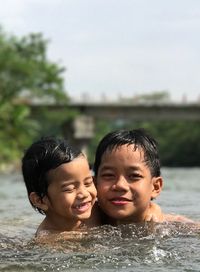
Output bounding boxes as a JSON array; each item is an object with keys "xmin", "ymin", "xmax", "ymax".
[
  {"xmin": 88, "ymin": 120, "xmax": 200, "ymax": 167},
  {"xmin": 1, "ymin": 26, "xmax": 200, "ymax": 170},
  {"xmin": 0, "ymin": 27, "xmax": 71, "ymax": 169}
]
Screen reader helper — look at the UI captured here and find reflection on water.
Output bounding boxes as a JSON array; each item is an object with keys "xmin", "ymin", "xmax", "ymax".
[{"xmin": 0, "ymin": 168, "xmax": 200, "ymax": 272}]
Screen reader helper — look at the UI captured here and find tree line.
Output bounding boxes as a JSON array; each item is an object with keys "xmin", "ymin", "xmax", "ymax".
[
  {"xmin": 1, "ymin": 27, "xmax": 200, "ymax": 169},
  {"xmin": 88, "ymin": 119, "xmax": 200, "ymax": 167}
]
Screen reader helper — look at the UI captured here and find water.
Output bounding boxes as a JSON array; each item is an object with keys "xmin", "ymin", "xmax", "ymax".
[{"xmin": 0, "ymin": 168, "xmax": 200, "ymax": 272}]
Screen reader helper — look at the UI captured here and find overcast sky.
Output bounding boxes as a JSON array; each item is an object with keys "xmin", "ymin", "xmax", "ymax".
[{"xmin": 1, "ymin": 0, "xmax": 200, "ymax": 102}]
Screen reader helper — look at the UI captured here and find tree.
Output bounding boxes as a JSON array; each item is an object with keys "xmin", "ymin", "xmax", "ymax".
[
  {"xmin": 0, "ymin": 27, "xmax": 68, "ymax": 166},
  {"xmin": 136, "ymin": 91, "xmax": 171, "ymax": 105}
]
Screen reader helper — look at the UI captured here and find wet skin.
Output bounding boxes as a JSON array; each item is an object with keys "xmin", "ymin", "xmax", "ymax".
[
  {"xmin": 39, "ymin": 156, "xmax": 97, "ymax": 232},
  {"xmin": 96, "ymin": 144, "xmax": 162, "ymax": 224}
]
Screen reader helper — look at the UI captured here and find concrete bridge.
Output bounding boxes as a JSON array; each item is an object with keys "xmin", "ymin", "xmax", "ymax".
[
  {"xmin": 67, "ymin": 102, "xmax": 200, "ymax": 121},
  {"xmin": 31, "ymin": 101, "xmax": 200, "ymax": 120},
  {"xmin": 31, "ymin": 102, "xmax": 200, "ymax": 153}
]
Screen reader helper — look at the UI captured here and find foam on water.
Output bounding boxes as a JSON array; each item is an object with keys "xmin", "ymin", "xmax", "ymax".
[
  {"xmin": 1, "ymin": 170, "xmax": 200, "ymax": 272},
  {"xmin": 1, "ymin": 222, "xmax": 200, "ymax": 272}
]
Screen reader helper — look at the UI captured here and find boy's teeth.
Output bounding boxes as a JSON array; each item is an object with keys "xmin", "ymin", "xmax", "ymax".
[{"xmin": 77, "ymin": 203, "xmax": 87, "ymax": 208}]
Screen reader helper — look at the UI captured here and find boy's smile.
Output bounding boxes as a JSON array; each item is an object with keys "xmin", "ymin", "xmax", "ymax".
[
  {"xmin": 73, "ymin": 201, "xmax": 92, "ymax": 213},
  {"xmin": 109, "ymin": 197, "xmax": 133, "ymax": 205},
  {"xmin": 96, "ymin": 144, "xmax": 162, "ymax": 223},
  {"xmin": 43, "ymin": 156, "xmax": 97, "ymax": 230}
]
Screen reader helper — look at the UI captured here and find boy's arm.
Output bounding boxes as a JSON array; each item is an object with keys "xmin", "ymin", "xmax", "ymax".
[
  {"xmin": 145, "ymin": 203, "xmax": 196, "ymax": 224},
  {"xmin": 144, "ymin": 202, "xmax": 164, "ymax": 222}
]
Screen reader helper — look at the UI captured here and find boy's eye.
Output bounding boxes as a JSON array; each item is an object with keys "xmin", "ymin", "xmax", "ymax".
[
  {"xmin": 100, "ymin": 172, "xmax": 115, "ymax": 180},
  {"xmin": 128, "ymin": 173, "xmax": 142, "ymax": 181},
  {"xmin": 62, "ymin": 184, "xmax": 75, "ymax": 192},
  {"xmin": 84, "ymin": 179, "xmax": 93, "ymax": 187}
]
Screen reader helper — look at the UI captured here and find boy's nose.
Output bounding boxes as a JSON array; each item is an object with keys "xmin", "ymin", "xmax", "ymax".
[
  {"xmin": 111, "ymin": 176, "xmax": 129, "ymax": 191},
  {"xmin": 76, "ymin": 186, "xmax": 90, "ymax": 199}
]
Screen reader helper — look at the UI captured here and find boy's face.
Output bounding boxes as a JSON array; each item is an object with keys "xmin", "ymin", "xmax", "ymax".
[
  {"xmin": 43, "ymin": 156, "xmax": 97, "ymax": 229},
  {"xmin": 96, "ymin": 144, "xmax": 162, "ymax": 223}
]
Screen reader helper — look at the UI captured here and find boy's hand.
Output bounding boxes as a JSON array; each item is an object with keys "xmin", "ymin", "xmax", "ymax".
[{"xmin": 144, "ymin": 202, "xmax": 164, "ymax": 222}]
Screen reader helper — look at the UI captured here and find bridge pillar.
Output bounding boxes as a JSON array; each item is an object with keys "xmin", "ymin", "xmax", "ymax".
[
  {"xmin": 73, "ymin": 115, "xmax": 94, "ymax": 155},
  {"xmin": 62, "ymin": 115, "xmax": 94, "ymax": 156}
]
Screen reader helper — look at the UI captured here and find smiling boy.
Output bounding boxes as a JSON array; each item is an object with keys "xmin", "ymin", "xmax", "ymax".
[
  {"xmin": 22, "ymin": 137, "xmax": 97, "ymax": 237},
  {"xmin": 94, "ymin": 128, "xmax": 193, "ymax": 224}
]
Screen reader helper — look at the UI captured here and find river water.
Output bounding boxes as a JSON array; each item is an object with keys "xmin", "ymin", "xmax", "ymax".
[{"xmin": 0, "ymin": 168, "xmax": 200, "ymax": 272}]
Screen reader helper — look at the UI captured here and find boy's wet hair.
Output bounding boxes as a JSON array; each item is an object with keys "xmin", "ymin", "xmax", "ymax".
[
  {"xmin": 93, "ymin": 128, "xmax": 161, "ymax": 177},
  {"xmin": 22, "ymin": 137, "xmax": 82, "ymax": 214}
]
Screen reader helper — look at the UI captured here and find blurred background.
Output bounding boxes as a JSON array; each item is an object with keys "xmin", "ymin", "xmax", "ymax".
[{"xmin": 1, "ymin": 0, "xmax": 200, "ymax": 171}]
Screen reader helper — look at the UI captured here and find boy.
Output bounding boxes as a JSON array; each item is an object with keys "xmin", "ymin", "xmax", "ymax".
[
  {"xmin": 22, "ymin": 137, "xmax": 98, "ymax": 237},
  {"xmin": 93, "ymin": 128, "xmax": 193, "ymax": 225}
]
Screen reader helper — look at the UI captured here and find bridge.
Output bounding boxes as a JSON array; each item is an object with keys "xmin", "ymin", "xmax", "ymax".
[
  {"xmin": 67, "ymin": 102, "xmax": 200, "ymax": 121},
  {"xmin": 31, "ymin": 101, "xmax": 200, "ymax": 120},
  {"xmin": 31, "ymin": 102, "xmax": 200, "ymax": 154}
]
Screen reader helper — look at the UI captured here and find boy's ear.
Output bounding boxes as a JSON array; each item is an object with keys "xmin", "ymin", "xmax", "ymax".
[
  {"xmin": 29, "ymin": 192, "xmax": 49, "ymax": 212},
  {"xmin": 151, "ymin": 176, "xmax": 163, "ymax": 199}
]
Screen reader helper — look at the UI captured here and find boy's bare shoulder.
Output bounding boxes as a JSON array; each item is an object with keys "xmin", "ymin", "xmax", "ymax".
[
  {"xmin": 144, "ymin": 202, "xmax": 165, "ymax": 222},
  {"xmin": 144, "ymin": 203, "xmax": 196, "ymax": 224}
]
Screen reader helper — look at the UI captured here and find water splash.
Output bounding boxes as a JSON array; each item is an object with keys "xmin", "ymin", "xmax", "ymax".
[{"xmin": 0, "ymin": 222, "xmax": 199, "ymax": 272}]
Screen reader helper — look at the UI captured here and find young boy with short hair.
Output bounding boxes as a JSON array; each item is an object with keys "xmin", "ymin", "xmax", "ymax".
[
  {"xmin": 93, "ymin": 128, "xmax": 193, "ymax": 225},
  {"xmin": 22, "ymin": 137, "xmax": 98, "ymax": 237}
]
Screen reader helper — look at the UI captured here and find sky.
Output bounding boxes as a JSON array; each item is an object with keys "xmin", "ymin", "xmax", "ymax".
[{"xmin": 0, "ymin": 0, "xmax": 200, "ymax": 102}]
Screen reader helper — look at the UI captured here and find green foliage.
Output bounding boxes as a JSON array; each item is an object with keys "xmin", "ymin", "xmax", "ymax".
[
  {"xmin": 88, "ymin": 120, "xmax": 111, "ymax": 164},
  {"xmin": 0, "ymin": 28, "xmax": 66, "ymax": 104},
  {"xmin": 0, "ymin": 27, "xmax": 68, "ymax": 166},
  {"xmin": 31, "ymin": 105, "xmax": 79, "ymax": 139},
  {"xmin": 138, "ymin": 91, "xmax": 170, "ymax": 104},
  {"xmin": 143, "ymin": 121, "xmax": 200, "ymax": 167},
  {"xmin": 0, "ymin": 102, "xmax": 39, "ymax": 163},
  {"xmin": 88, "ymin": 119, "xmax": 200, "ymax": 167}
]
